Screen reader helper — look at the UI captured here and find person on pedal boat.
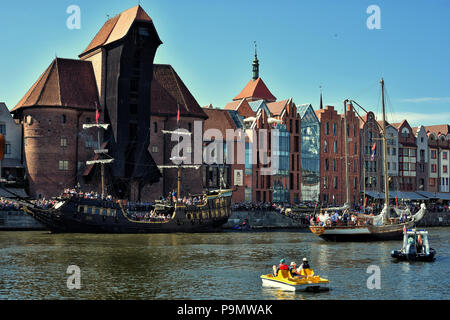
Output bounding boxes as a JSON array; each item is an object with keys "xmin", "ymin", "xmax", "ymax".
[
  {"xmin": 272, "ymin": 258, "xmax": 289, "ymax": 276},
  {"xmin": 297, "ymin": 258, "xmax": 314, "ymax": 278}
]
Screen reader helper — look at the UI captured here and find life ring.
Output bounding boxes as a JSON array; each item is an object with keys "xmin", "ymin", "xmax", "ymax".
[{"xmin": 326, "ymin": 219, "xmax": 332, "ymax": 226}]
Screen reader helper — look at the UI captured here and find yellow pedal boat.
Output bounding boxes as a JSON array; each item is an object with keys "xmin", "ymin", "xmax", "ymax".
[{"xmin": 261, "ymin": 269, "xmax": 330, "ymax": 292}]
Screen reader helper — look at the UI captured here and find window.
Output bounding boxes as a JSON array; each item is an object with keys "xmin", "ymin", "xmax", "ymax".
[
  {"xmin": 332, "ymin": 123, "xmax": 336, "ymax": 136},
  {"xmin": 151, "ymin": 145, "xmax": 158, "ymax": 153},
  {"xmin": 153, "ymin": 122, "xmax": 158, "ymax": 133},
  {"xmin": 62, "ymin": 114, "xmax": 66, "ymax": 124},
  {"xmin": 431, "ymin": 164, "xmax": 437, "ymax": 173},
  {"xmin": 444, "ymin": 166, "xmax": 448, "ymax": 174},
  {"xmin": 60, "ymin": 137, "xmax": 67, "ymax": 147},
  {"xmin": 0, "ymin": 124, "xmax": 5, "ymax": 135},
  {"xmin": 420, "ymin": 149, "xmax": 425, "ymax": 162},
  {"xmin": 333, "ymin": 159, "xmax": 336, "ymax": 171},
  {"xmin": 333, "ymin": 141, "xmax": 338, "ymax": 153},
  {"xmin": 59, "ymin": 160, "xmax": 69, "ymax": 170},
  {"xmin": 324, "ymin": 140, "xmax": 328, "ymax": 153},
  {"xmin": 431, "ymin": 150, "xmax": 437, "ymax": 159},
  {"xmin": 325, "ymin": 122, "xmax": 329, "ymax": 135},
  {"xmin": 5, "ymin": 143, "xmax": 11, "ymax": 154},
  {"xmin": 392, "ymin": 148, "xmax": 396, "ymax": 156},
  {"xmin": 444, "ymin": 152, "xmax": 448, "ymax": 160},
  {"xmin": 325, "ymin": 159, "xmax": 329, "ymax": 171},
  {"xmin": 334, "ymin": 177, "xmax": 338, "ymax": 189}
]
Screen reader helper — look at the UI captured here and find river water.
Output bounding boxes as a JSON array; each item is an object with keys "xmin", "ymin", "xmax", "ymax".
[{"xmin": 0, "ymin": 228, "xmax": 448, "ymax": 300}]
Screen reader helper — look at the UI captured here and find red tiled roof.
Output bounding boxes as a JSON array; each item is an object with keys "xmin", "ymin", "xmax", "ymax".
[
  {"xmin": 424, "ymin": 124, "xmax": 450, "ymax": 136},
  {"xmin": 233, "ymin": 77, "xmax": 276, "ymax": 102},
  {"xmin": 80, "ymin": 5, "xmax": 161, "ymax": 57},
  {"xmin": 267, "ymin": 99, "xmax": 289, "ymax": 116},
  {"xmin": 12, "ymin": 58, "xmax": 99, "ymax": 113},
  {"xmin": 202, "ymin": 108, "xmax": 237, "ymax": 138},
  {"xmin": 151, "ymin": 64, "xmax": 207, "ymax": 119},
  {"xmin": 224, "ymin": 100, "xmax": 241, "ymax": 111}
]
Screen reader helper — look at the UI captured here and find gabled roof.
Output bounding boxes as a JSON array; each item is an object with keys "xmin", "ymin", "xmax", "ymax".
[
  {"xmin": 233, "ymin": 77, "xmax": 276, "ymax": 102},
  {"xmin": 423, "ymin": 124, "xmax": 450, "ymax": 137},
  {"xmin": 151, "ymin": 64, "xmax": 207, "ymax": 119},
  {"xmin": 202, "ymin": 107, "xmax": 241, "ymax": 139},
  {"xmin": 11, "ymin": 58, "xmax": 99, "ymax": 113},
  {"xmin": 248, "ymin": 99, "xmax": 271, "ymax": 116},
  {"xmin": 267, "ymin": 99, "xmax": 289, "ymax": 116},
  {"xmin": 80, "ymin": 5, "xmax": 161, "ymax": 57}
]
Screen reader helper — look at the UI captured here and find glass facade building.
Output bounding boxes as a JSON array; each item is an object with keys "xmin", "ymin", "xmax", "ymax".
[
  {"xmin": 272, "ymin": 124, "xmax": 290, "ymax": 203},
  {"xmin": 297, "ymin": 104, "xmax": 320, "ymax": 202}
]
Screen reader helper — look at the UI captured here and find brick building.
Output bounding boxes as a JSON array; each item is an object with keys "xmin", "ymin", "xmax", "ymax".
[
  {"xmin": 360, "ymin": 111, "xmax": 382, "ymax": 195},
  {"xmin": 316, "ymin": 104, "xmax": 361, "ymax": 207},
  {"xmin": 10, "ymin": 5, "xmax": 205, "ymax": 201},
  {"xmin": 392, "ymin": 120, "xmax": 417, "ymax": 191},
  {"xmin": 10, "ymin": 58, "xmax": 99, "ymax": 198},
  {"xmin": 145, "ymin": 64, "xmax": 208, "ymax": 200}
]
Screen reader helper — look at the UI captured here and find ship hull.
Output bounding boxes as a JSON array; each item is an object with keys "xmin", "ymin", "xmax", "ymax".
[
  {"xmin": 309, "ymin": 221, "xmax": 414, "ymax": 242},
  {"xmin": 22, "ymin": 190, "xmax": 233, "ymax": 234}
]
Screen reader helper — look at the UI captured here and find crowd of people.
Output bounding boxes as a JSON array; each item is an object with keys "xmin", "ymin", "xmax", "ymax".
[
  {"xmin": 0, "ymin": 199, "xmax": 21, "ymax": 211},
  {"xmin": 128, "ymin": 211, "xmax": 172, "ymax": 222}
]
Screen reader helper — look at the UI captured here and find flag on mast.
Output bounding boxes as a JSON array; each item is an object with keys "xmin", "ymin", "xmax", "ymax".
[
  {"xmin": 95, "ymin": 105, "xmax": 100, "ymax": 124},
  {"xmin": 370, "ymin": 142, "xmax": 376, "ymax": 161},
  {"xmin": 177, "ymin": 104, "xmax": 180, "ymax": 126}
]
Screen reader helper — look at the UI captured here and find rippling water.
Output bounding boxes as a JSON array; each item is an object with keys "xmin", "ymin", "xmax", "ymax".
[{"xmin": 0, "ymin": 228, "xmax": 448, "ymax": 300}]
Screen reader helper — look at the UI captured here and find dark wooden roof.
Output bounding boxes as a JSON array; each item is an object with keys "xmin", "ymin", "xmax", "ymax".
[
  {"xmin": 79, "ymin": 5, "xmax": 160, "ymax": 57},
  {"xmin": 151, "ymin": 64, "xmax": 207, "ymax": 119},
  {"xmin": 12, "ymin": 58, "xmax": 99, "ymax": 113}
]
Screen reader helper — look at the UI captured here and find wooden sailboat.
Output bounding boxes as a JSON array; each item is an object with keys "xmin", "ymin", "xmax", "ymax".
[
  {"xmin": 19, "ymin": 107, "xmax": 233, "ymax": 233},
  {"xmin": 309, "ymin": 78, "xmax": 426, "ymax": 241}
]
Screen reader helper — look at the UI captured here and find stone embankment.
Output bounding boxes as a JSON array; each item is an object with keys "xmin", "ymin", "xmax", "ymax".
[{"xmin": 224, "ymin": 209, "xmax": 449, "ymax": 230}]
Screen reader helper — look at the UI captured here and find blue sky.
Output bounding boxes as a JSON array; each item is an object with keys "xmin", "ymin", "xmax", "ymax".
[{"xmin": 0, "ymin": 0, "xmax": 449, "ymax": 126}]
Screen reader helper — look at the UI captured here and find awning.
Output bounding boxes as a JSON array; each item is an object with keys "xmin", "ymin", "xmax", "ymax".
[
  {"xmin": 0, "ymin": 188, "xmax": 29, "ymax": 198},
  {"xmin": 416, "ymin": 191, "xmax": 439, "ymax": 199},
  {"xmin": 390, "ymin": 191, "xmax": 427, "ymax": 201},
  {"xmin": 363, "ymin": 190, "xmax": 427, "ymax": 200},
  {"xmin": 436, "ymin": 192, "xmax": 450, "ymax": 201},
  {"xmin": 0, "ymin": 158, "xmax": 24, "ymax": 168}
]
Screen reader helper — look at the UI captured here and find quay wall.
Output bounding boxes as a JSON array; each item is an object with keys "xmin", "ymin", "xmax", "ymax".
[
  {"xmin": 223, "ymin": 210, "xmax": 307, "ymax": 229},
  {"xmin": 223, "ymin": 210, "xmax": 450, "ymax": 229},
  {"xmin": 0, "ymin": 211, "xmax": 46, "ymax": 231}
]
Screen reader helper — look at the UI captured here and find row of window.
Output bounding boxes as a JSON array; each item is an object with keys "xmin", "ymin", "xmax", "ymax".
[
  {"xmin": 78, "ymin": 206, "xmax": 118, "ymax": 217},
  {"xmin": 323, "ymin": 176, "xmax": 358, "ymax": 189}
]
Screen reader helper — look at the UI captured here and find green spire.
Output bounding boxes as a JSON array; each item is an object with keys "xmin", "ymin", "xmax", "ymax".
[{"xmin": 252, "ymin": 41, "xmax": 259, "ymax": 80}]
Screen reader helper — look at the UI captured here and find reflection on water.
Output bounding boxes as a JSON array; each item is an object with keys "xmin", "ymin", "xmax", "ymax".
[{"xmin": 0, "ymin": 228, "xmax": 448, "ymax": 300}]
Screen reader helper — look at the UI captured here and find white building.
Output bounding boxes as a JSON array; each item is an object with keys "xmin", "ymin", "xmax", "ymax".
[
  {"xmin": 0, "ymin": 102, "xmax": 23, "ymax": 180},
  {"xmin": 384, "ymin": 124, "xmax": 399, "ymax": 190}
]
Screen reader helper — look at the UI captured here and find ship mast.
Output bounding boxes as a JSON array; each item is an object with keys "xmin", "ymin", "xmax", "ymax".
[
  {"xmin": 83, "ymin": 122, "xmax": 114, "ymax": 199},
  {"xmin": 380, "ymin": 78, "xmax": 390, "ymax": 222},
  {"xmin": 343, "ymin": 99, "xmax": 350, "ymax": 207}
]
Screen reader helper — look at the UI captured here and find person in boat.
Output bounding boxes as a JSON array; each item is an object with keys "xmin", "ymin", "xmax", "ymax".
[
  {"xmin": 417, "ymin": 234, "xmax": 423, "ymax": 253},
  {"xmin": 289, "ymin": 262, "xmax": 299, "ymax": 277},
  {"xmin": 272, "ymin": 259, "xmax": 289, "ymax": 276},
  {"xmin": 297, "ymin": 258, "xmax": 314, "ymax": 278}
]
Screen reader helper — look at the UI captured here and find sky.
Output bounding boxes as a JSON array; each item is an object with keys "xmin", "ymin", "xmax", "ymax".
[{"xmin": 0, "ymin": 0, "xmax": 449, "ymax": 127}]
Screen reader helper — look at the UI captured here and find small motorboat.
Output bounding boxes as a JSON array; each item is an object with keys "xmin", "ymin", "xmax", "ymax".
[
  {"xmin": 261, "ymin": 269, "xmax": 330, "ymax": 292},
  {"xmin": 391, "ymin": 228, "xmax": 436, "ymax": 262}
]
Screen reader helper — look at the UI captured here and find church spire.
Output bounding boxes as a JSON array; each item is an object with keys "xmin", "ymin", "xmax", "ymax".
[
  {"xmin": 319, "ymin": 85, "xmax": 323, "ymax": 110},
  {"xmin": 252, "ymin": 41, "xmax": 259, "ymax": 80}
]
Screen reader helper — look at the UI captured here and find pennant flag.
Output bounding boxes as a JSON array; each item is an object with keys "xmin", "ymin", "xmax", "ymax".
[
  {"xmin": 370, "ymin": 142, "xmax": 376, "ymax": 161},
  {"xmin": 395, "ymin": 196, "xmax": 398, "ymax": 207},
  {"xmin": 177, "ymin": 104, "xmax": 181, "ymax": 125},
  {"xmin": 95, "ymin": 109, "xmax": 99, "ymax": 124}
]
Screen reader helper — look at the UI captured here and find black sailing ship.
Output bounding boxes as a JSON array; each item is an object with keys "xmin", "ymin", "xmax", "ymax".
[{"xmin": 15, "ymin": 6, "xmax": 233, "ymax": 233}]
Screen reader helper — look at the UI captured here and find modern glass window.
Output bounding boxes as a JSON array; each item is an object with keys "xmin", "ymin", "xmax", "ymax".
[{"xmin": 60, "ymin": 137, "xmax": 67, "ymax": 147}]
